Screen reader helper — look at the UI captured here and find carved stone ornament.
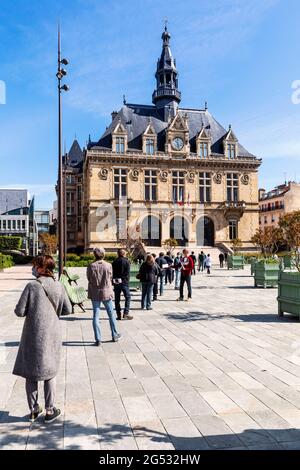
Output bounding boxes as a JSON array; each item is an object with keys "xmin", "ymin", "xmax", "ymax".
[
  {"xmin": 241, "ymin": 173, "xmax": 250, "ymax": 185},
  {"xmin": 130, "ymin": 168, "xmax": 139, "ymax": 181},
  {"xmin": 187, "ymin": 171, "xmax": 195, "ymax": 183},
  {"xmin": 159, "ymin": 170, "xmax": 169, "ymax": 182},
  {"xmin": 98, "ymin": 168, "xmax": 108, "ymax": 180},
  {"xmin": 213, "ymin": 172, "xmax": 222, "ymax": 184}
]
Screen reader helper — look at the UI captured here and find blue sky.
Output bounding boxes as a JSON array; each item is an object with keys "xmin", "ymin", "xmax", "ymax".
[{"xmin": 1, "ymin": 0, "xmax": 300, "ymax": 209}]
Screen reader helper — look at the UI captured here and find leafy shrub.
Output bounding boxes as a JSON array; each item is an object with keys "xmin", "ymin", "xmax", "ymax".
[
  {"xmin": 258, "ymin": 258, "xmax": 280, "ymax": 264},
  {"xmin": 0, "ymin": 236, "xmax": 22, "ymax": 251},
  {"xmin": 65, "ymin": 251, "xmax": 117, "ymax": 267},
  {"xmin": 0, "ymin": 253, "xmax": 14, "ymax": 269},
  {"xmin": 66, "ymin": 254, "xmax": 81, "ymax": 262},
  {"xmin": 79, "ymin": 254, "xmax": 95, "ymax": 262},
  {"xmin": 10, "ymin": 253, "xmax": 33, "ymax": 264}
]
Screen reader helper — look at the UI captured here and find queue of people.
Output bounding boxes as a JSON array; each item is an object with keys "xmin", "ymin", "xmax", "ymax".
[{"xmin": 13, "ymin": 247, "xmax": 228, "ymax": 423}]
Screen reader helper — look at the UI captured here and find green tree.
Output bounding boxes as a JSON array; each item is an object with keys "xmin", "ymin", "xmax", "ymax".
[
  {"xmin": 162, "ymin": 238, "xmax": 178, "ymax": 254},
  {"xmin": 231, "ymin": 238, "xmax": 242, "ymax": 254},
  {"xmin": 279, "ymin": 211, "xmax": 300, "ymax": 271},
  {"xmin": 251, "ymin": 226, "xmax": 283, "ymax": 258},
  {"xmin": 39, "ymin": 233, "xmax": 58, "ymax": 255}
]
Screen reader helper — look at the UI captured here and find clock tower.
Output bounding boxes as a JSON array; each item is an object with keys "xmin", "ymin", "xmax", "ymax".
[
  {"xmin": 165, "ymin": 111, "xmax": 190, "ymax": 156},
  {"xmin": 152, "ymin": 26, "xmax": 181, "ymax": 121}
]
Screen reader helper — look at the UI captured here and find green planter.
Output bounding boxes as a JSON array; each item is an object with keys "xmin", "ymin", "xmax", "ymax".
[
  {"xmin": 227, "ymin": 255, "xmax": 244, "ymax": 270},
  {"xmin": 254, "ymin": 260, "xmax": 280, "ymax": 288},
  {"xmin": 130, "ymin": 264, "xmax": 140, "ymax": 274},
  {"xmin": 283, "ymin": 255, "xmax": 292, "ymax": 269},
  {"xmin": 129, "ymin": 277, "xmax": 141, "ymax": 290},
  {"xmin": 250, "ymin": 258, "xmax": 257, "ymax": 276},
  {"xmin": 278, "ymin": 271, "xmax": 300, "ymax": 318},
  {"xmin": 129, "ymin": 265, "xmax": 141, "ymax": 290}
]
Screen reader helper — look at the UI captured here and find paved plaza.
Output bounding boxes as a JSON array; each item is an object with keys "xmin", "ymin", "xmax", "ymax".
[{"xmin": 1, "ymin": 264, "xmax": 300, "ymax": 450}]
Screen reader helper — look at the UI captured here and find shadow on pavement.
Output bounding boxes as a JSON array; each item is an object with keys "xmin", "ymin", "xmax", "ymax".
[
  {"xmin": 164, "ymin": 311, "xmax": 299, "ymax": 323},
  {"xmin": 1, "ymin": 412, "xmax": 300, "ymax": 450}
]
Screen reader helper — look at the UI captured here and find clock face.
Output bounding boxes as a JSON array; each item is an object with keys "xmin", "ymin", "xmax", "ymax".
[{"xmin": 172, "ymin": 137, "xmax": 184, "ymax": 151}]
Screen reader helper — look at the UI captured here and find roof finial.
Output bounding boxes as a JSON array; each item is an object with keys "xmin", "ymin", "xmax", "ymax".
[
  {"xmin": 88, "ymin": 134, "xmax": 91, "ymax": 144},
  {"xmin": 74, "ymin": 132, "xmax": 77, "ymax": 140},
  {"xmin": 164, "ymin": 17, "xmax": 168, "ymax": 31},
  {"xmin": 229, "ymin": 124, "xmax": 232, "ymax": 130},
  {"xmin": 123, "ymin": 94, "xmax": 126, "ymax": 105},
  {"xmin": 205, "ymin": 101, "xmax": 208, "ymax": 110}
]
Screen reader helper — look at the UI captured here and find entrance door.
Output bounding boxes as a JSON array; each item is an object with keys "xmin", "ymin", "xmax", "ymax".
[{"xmin": 196, "ymin": 217, "xmax": 214, "ymax": 246}]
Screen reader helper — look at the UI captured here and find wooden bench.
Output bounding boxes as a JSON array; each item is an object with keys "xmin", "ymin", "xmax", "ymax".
[
  {"xmin": 63, "ymin": 267, "xmax": 80, "ymax": 285},
  {"xmin": 60, "ymin": 274, "xmax": 87, "ymax": 313}
]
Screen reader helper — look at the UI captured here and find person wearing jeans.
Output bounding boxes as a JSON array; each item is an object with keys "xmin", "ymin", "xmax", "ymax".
[
  {"xmin": 173, "ymin": 252, "xmax": 182, "ymax": 290},
  {"xmin": 87, "ymin": 247, "xmax": 121, "ymax": 346},
  {"xmin": 155, "ymin": 252, "xmax": 168, "ymax": 296},
  {"xmin": 92, "ymin": 298, "xmax": 118, "ymax": 342},
  {"xmin": 141, "ymin": 282, "xmax": 154, "ymax": 309},
  {"xmin": 137, "ymin": 254, "xmax": 160, "ymax": 310},
  {"xmin": 178, "ymin": 249, "xmax": 194, "ymax": 301}
]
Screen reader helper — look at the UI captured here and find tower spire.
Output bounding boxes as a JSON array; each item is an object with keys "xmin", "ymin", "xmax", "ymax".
[{"xmin": 152, "ymin": 27, "xmax": 181, "ymax": 120}]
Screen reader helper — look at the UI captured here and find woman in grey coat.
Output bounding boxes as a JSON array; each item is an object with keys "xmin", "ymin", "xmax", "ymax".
[{"xmin": 13, "ymin": 255, "xmax": 72, "ymax": 423}]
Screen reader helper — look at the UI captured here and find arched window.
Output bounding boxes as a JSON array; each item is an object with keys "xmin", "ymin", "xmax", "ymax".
[
  {"xmin": 170, "ymin": 216, "xmax": 189, "ymax": 246},
  {"xmin": 141, "ymin": 215, "xmax": 161, "ymax": 246}
]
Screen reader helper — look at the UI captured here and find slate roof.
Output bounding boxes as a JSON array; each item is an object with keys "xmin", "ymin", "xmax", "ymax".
[
  {"xmin": 89, "ymin": 104, "xmax": 256, "ymax": 158},
  {"xmin": 64, "ymin": 139, "xmax": 84, "ymax": 172},
  {"xmin": 68, "ymin": 139, "xmax": 83, "ymax": 165}
]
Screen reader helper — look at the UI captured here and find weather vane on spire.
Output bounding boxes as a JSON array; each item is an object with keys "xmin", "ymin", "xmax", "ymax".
[{"xmin": 164, "ymin": 17, "xmax": 168, "ymax": 31}]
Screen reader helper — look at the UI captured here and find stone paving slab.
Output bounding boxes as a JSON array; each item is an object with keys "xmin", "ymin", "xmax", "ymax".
[{"xmin": 1, "ymin": 264, "xmax": 300, "ymax": 449}]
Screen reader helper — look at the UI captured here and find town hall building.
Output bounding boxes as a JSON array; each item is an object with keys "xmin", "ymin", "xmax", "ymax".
[{"xmin": 66, "ymin": 27, "xmax": 261, "ymax": 253}]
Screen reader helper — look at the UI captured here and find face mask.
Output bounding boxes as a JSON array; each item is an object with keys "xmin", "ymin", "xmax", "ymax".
[{"xmin": 32, "ymin": 267, "xmax": 38, "ymax": 278}]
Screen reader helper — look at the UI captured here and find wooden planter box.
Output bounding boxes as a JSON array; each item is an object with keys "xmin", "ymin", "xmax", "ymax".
[
  {"xmin": 278, "ymin": 271, "xmax": 300, "ymax": 318},
  {"xmin": 254, "ymin": 261, "xmax": 280, "ymax": 288},
  {"xmin": 227, "ymin": 255, "xmax": 244, "ymax": 270}
]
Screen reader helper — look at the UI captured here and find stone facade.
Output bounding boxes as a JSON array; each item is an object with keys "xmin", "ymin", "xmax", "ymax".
[
  {"xmin": 71, "ymin": 28, "xmax": 261, "ymax": 253},
  {"xmin": 259, "ymin": 182, "xmax": 300, "ymax": 228}
]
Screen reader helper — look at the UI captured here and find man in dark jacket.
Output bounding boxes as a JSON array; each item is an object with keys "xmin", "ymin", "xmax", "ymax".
[
  {"xmin": 219, "ymin": 252, "xmax": 225, "ymax": 268},
  {"xmin": 155, "ymin": 252, "xmax": 168, "ymax": 296},
  {"xmin": 164, "ymin": 251, "xmax": 174, "ymax": 285},
  {"xmin": 112, "ymin": 249, "xmax": 133, "ymax": 320}
]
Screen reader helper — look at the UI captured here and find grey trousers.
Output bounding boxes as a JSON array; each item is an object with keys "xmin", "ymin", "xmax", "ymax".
[{"xmin": 25, "ymin": 377, "xmax": 56, "ymax": 412}]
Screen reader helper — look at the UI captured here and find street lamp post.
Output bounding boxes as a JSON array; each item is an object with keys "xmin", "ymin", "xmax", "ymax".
[{"xmin": 56, "ymin": 25, "xmax": 69, "ymax": 277}]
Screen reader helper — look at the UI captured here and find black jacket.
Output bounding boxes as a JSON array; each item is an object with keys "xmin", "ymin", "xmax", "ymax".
[
  {"xmin": 138, "ymin": 262, "xmax": 160, "ymax": 284},
  {"xmin": 164, "ymin": 255, "xmax": 173, "ymax": 267},
  {"xmin": 156, "ymin": 256, "xmax": 168, "ymax": 276},
  {"xmin": 112, "ymin": 257, "xmax": 131, "ymax": 284}
]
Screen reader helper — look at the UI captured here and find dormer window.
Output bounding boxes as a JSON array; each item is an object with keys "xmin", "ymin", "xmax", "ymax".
[
  {"xmin": 112, "ymin": 119, "xmax": 128, "ymax": 153},
  {"xmin": 199, "ymin": 142, "xmax": 209, "ymax": 158},
  {"xmin": 146, "ymin": 138, "xmax": 155, "ymax": 155},
  {"xmin": 196, "ymin": 126, "xmax": 211, "ymax": 158},
  {"xmin": 143, "ymin": 122, "xmax": 157, "ymax": 155},
  {"xmin": 223, "ymin": 126, "xmax": 238, "ymax": 159},
  {"xmin": 227, "ymin": 143, "xmax": 236, "ymax": 159},
  {"xmin": 116, "ymin": 137, "xmax": 125, "ymax": 154}
]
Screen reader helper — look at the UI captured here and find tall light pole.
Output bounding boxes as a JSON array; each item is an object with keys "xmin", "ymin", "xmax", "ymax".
[{"xmin": 56, "ymin": 24, "xmax": 69, "ymax": 277}]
